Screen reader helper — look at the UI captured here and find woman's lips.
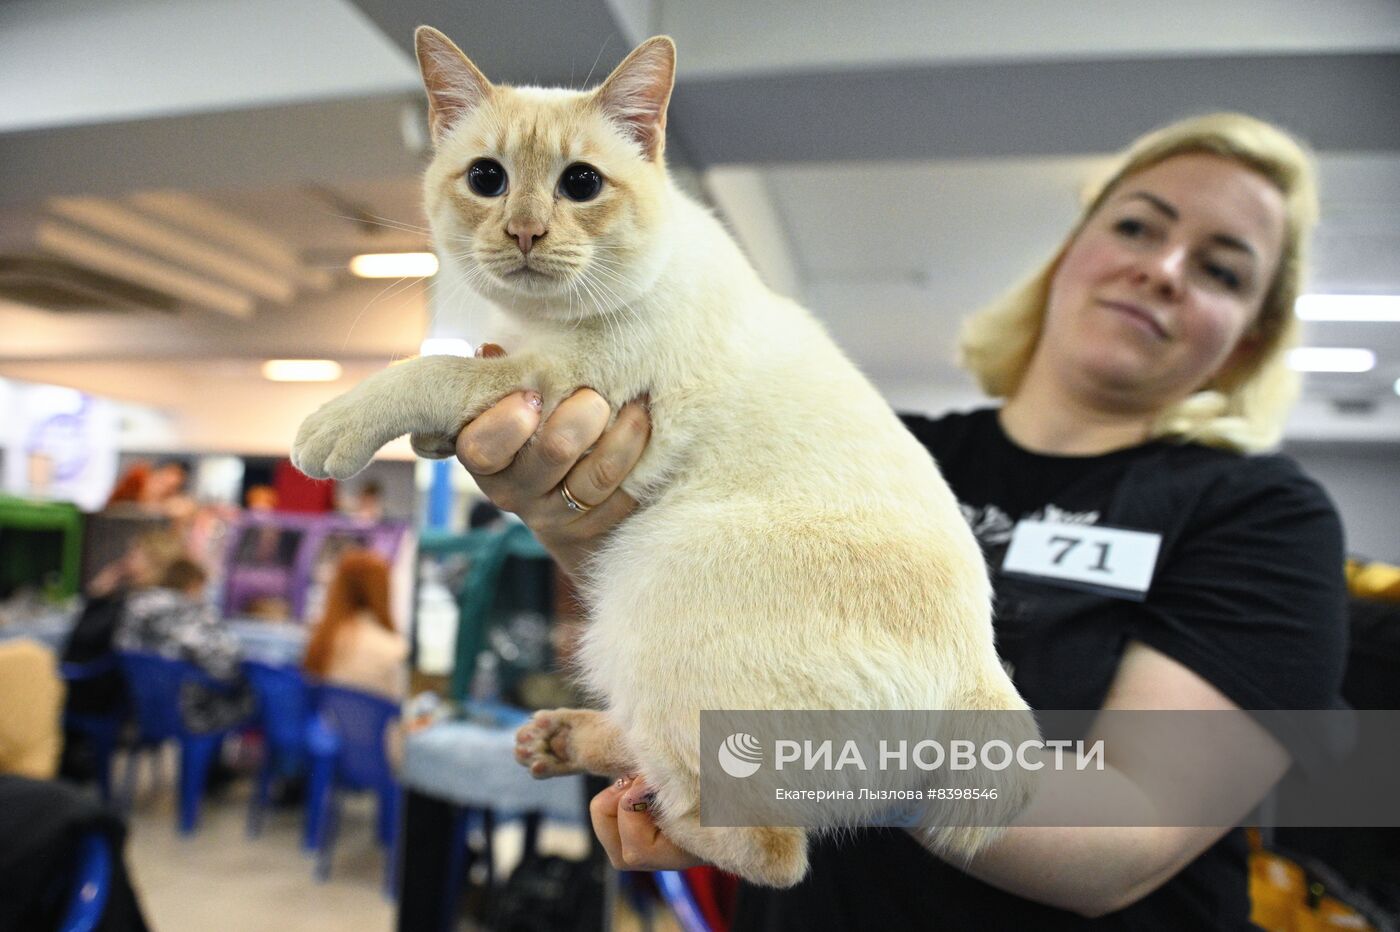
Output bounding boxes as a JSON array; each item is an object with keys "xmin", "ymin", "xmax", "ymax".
[{"xmin": 1099, "ymin": 300, "xmax": 1169, "ymax": 340}]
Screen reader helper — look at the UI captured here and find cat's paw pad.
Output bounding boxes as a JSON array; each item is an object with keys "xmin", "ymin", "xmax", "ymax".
[
  {"xmin": 292, "ymin": 398, "xmax": 387, "ymax": 480},
  {"xmin": 514, "ymin": 711, "xmax": 581, "ymax": 779},
  {"xmin": 410, "ymin": 431, "xmax": 458, "ymax": 460}
]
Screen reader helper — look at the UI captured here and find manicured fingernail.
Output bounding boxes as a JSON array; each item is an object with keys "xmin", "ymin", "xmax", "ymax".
[
  {"xmin": 623, "ymin": 791, "xmax": 656, "ymax": 812},
  {"xmin": 524, "ymin": 391, "xmax": 542, "ymax": 410},
  {"xmin": 477, "ymin": 342, "xmax": 505, "ymax": 358}
]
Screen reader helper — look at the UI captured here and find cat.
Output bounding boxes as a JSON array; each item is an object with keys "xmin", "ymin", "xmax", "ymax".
[{"xmin": 292, "ymin": 26, "xmax": 1037, "ymax": 887}]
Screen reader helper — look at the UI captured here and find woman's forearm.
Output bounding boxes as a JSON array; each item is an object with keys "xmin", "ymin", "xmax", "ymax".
[
  {"xmin": 953, "ymin": 822, "xmax": 1176, "ymax": 917},
  {"xmin": 913, "ymin": 760, "xmax": 1194, "ymax": 917}
]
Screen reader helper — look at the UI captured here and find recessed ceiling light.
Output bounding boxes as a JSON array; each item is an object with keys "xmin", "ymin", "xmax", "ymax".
[
  {"xmin": 1295, "ymin": 294, "xmax": 1400, "ymax": 322},
  {"xmin": 1286, "ymin": 348, "xmax": 1376, "ymax": 373},
  {"xmin": 348, "ymin": 252, "xmax": 439, "ymax": 278},
  {"xmin": 419, "ymin": 337, "xmax": 474, "ymax": 357},
  {"xmin": 261, "ymin": 359, "xmax": 343, "ymax": 382}
]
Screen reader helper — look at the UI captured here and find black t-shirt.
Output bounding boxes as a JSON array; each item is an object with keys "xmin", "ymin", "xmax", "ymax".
[{"xmin": 733, "ymin": 407, "xmax": 1348, "ymax": 932}]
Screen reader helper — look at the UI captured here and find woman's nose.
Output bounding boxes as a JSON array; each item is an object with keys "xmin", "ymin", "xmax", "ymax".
[{"xmin": 1133, "ymin": 243, "xmax": 1188, "ymax": 298}]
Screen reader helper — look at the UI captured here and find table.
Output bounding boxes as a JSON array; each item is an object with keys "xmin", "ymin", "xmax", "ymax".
[
  {"xmin": 0, "ymin": 609, "xmax": 307, "ymax": 666},
  {"xmin": 225, "ymin": 618, "xmax": 307, "ymax": 667},
  {"xmin": 396, "ymin": 714, "xmax": 594, "ymax": 932},
  {"xmin": 0, "ymin": 609, "xmax": 75, "ymax": 651}
]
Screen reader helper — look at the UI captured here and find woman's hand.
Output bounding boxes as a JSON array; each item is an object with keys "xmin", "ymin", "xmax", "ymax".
[
  {"xmin": 455, "ymin": 343, "xmax": 651, "ymax": 579},
  {"xmin": 589, "ymin": 775, "xmax": 706, "ymax": 872}
]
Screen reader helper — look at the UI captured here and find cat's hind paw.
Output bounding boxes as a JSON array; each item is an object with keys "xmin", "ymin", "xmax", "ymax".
[{"xmin": 514, "ymin": 710, "xmax": 585, "ymax": 779}]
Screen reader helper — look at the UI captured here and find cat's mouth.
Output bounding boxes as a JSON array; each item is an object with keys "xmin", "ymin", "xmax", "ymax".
[{"xmin": 505, "ymin": 265, "xmax": 553, "ymax": 280}]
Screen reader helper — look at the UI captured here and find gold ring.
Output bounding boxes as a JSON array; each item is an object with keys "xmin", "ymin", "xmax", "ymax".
[{"xmin": 560, "ymin": 482, "xmax": 592, "ymax": 513}]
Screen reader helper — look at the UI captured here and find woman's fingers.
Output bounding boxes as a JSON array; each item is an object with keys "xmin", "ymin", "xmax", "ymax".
[
  {"xmin": 455, "ymin": 391, "xmax": 543, "ymax": 479},
  {"xmin": 590, "ymin": 777, "xmax": 629, "ymax": 867},
  {"xmin": 497, "ymin": 389, "xmax": 612, "ymax": 499},
  {"xmin": 589, "ymin": 777, "xmax": 703, "ymax": 871},
  {"xmin": 560, "ymin": 399, "xmax": 651, "ymax": 509}
]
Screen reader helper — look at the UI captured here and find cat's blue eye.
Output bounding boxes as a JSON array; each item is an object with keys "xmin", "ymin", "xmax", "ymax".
[
  {"xmin": 559, "ymin": 163, "xmax": 603, "ymax": 202},
  {"xmin": 467, "ymin": 159, "xmax": 507, "ymax": 197}
]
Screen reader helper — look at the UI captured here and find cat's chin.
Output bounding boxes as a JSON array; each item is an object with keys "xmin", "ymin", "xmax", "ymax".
[
  {"xmin": 472, "ymin": 271, "xmax": 609, "ymax": 322},
  {"xmin": 467, "ymin": 261, "xmax": 566, "ymax": 297}
]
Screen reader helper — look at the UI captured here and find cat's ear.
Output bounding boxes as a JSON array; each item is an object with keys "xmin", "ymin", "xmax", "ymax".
[
  {"xmin": 594, "ymin": 37, "xmax": 676, "ymax": 161},
  {"xmin": 415, "ymin": 26, "xmax": 494, "ymax": 145}
]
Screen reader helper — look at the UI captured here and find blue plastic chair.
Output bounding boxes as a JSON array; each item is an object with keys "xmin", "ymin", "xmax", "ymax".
[
  {"xmin": 308, "ymin": 684, "xmax": 401, "ymax": 890},
  {"xmin": 117, "ymin": 651, "xmax": 242, "ymax": 834},
  {"xmin": 60, "ymin": 657, "xmax": 126, "ymax": 803},
  {"xmin": 57, "ymin": 832, "xmax": 111, "ymax": 932},
  {"xmin": 242, "ymin": 661, "xmax": 313, "ymax": 837}
]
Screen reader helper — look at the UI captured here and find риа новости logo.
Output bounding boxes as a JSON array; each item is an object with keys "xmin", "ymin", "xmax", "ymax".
[{"xmin": 718, "ymin": 732, "xmax": 763, "ymax": 778}]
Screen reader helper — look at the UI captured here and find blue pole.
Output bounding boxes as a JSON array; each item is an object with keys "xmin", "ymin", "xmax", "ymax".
[{"xmin": 427, "ymin": 459, "xmax": 452, "ymax": 530}]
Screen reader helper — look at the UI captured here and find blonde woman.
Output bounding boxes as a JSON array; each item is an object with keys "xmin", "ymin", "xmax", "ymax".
[{"xmin": 451, "ymin": 114, "xmax": 1347, "ymax": 928}]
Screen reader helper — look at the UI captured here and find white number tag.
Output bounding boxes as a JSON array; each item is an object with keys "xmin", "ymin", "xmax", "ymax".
[{"xmin": 1001, "ymin": 519, "xmax": 1162, "ymax": 601}]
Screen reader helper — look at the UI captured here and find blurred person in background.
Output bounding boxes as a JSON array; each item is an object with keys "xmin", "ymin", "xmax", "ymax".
[
  {"xmin": 346, "ymin": 480, "xmax": 385, "ymax": 522},
  {"xmin": 303, "ymin": 549, "xmax": 407, "ymax": 701},
  {"xmin": 244, "ymin": 484, "xmax": 279, "ymax": 511},
  {"xmin": 114, "ymin": 558, "xmax": 252, "ymax": 734},
  {"xmin": 0, "ymin": 639, "xmax": 64, "ymax": 779},
  {"xmin": 104, "ymin": 459, "xmax": 194, "ymax": 522},
  {"xmin": 63, "ymin": 529, "xmax": 188, "ymax": 783},
  {"xmin": 104, "ymin": 461, "xmax": 153, "ymax": 508}
]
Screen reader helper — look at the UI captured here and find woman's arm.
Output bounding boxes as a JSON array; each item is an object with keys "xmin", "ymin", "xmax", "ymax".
[
  {"xmin": 589, "ymin": 641, "xmax": 1291, "ymax": 914},
  {"xmin": 928, "ymin": 640, "xmax": 1291, "ymax": 917}
]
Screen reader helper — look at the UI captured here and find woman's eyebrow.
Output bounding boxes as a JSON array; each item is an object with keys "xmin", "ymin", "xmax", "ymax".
[
  {"xmin": 1210, "ymin": 234, "xmax": 1256, "ymax": 259},
  {"xmin": 1123, "ymin": 191, "xmax": 1257, "ymax": 258},
  {"xmin": 1124, "ymin": 191, "xmax": 1178, "ymax": 220}
]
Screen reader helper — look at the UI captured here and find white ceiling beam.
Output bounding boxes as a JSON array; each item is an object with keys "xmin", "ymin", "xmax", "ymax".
[
  {"xmin": 48, "ymin": 197, "xmax": 300, "ymax": 303},
  {"xmin": 35, "ymin": 221, "xmax": 257, "ymax": 319},
  {"xmin": 129, "ymin": 191, "xmax": 334, "ymax": 291}
]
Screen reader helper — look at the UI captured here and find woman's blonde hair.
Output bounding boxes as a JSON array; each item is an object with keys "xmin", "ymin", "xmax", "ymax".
[{"xmin": 958, "ymin": 113, "xmax": 1319, "ymax": 452}]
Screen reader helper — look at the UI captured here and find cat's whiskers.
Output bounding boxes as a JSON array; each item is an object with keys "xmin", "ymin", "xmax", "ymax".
[
  {"xmin": 332, "ymin": 212, "xmax": 433, "ymax": 238},
  {"xmin": 575, "ymin": 264, "xmax": 640, "ymax": 346},
  {"xmin": 584, "ymin": 256, "xmax": 647, "ymax": 336},
  {"xmin": 341, "ymin": 273, "xmax": 430, "ymax": 349},
  {"xmin": 425, "ymin": 260, "xmax": 495, "ymax": 344}
]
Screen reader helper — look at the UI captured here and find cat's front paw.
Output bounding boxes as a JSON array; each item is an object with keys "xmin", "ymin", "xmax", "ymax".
[
  {"xmin": 292, "ymin": 394, "xmax": 394, "ymax": 480},
  {"xmin": 514, "ymin": 710, "xmax": 587, "ymax": 779}
]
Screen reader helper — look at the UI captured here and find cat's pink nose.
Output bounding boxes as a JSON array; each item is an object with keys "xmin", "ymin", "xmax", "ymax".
[{"xmin": 506, "ymin": 219, "xmax": 547, "ymax": 254}]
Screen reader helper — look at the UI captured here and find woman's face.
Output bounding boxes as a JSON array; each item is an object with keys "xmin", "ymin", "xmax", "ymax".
[{"xmin": 1040, "ymin": 153, "xmax": 1287, "ymax": 410}]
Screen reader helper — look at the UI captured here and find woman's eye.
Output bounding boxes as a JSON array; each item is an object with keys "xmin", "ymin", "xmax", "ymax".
[
  {"xmin": 1203, "ymin": 261, "xmax": 1242, "ymax": 291},
  {"xmin": 559, "ymin": 163, "xmax": 604, "ymax": 202},
  {"xmin": 466, "ymin": 159, "xmax": 508, "ymax": 197},
  {"xmin": 1113, "ymin": 217, "xmax": 1149, "ymax": 239}
]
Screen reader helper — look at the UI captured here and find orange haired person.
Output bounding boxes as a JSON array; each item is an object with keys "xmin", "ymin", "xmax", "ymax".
[{"xmin": 303, "ymin": 550, "xmax": 407, "ymax": 701}]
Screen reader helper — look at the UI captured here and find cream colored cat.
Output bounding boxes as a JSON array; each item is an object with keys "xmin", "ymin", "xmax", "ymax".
[{"xmin": 292, "ymin": 26, "xmax": 1036, "ymax": 887}]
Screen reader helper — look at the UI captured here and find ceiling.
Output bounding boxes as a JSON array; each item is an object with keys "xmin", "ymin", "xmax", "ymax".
[{"xmin": 1, "ymin": 0, "xmax": 1399, "ymax": 452}]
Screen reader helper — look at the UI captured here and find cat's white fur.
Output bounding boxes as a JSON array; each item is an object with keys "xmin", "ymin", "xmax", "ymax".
[{"xmin": 293, "ymin": 27, "xmax": 1036, "ymax": 887}]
